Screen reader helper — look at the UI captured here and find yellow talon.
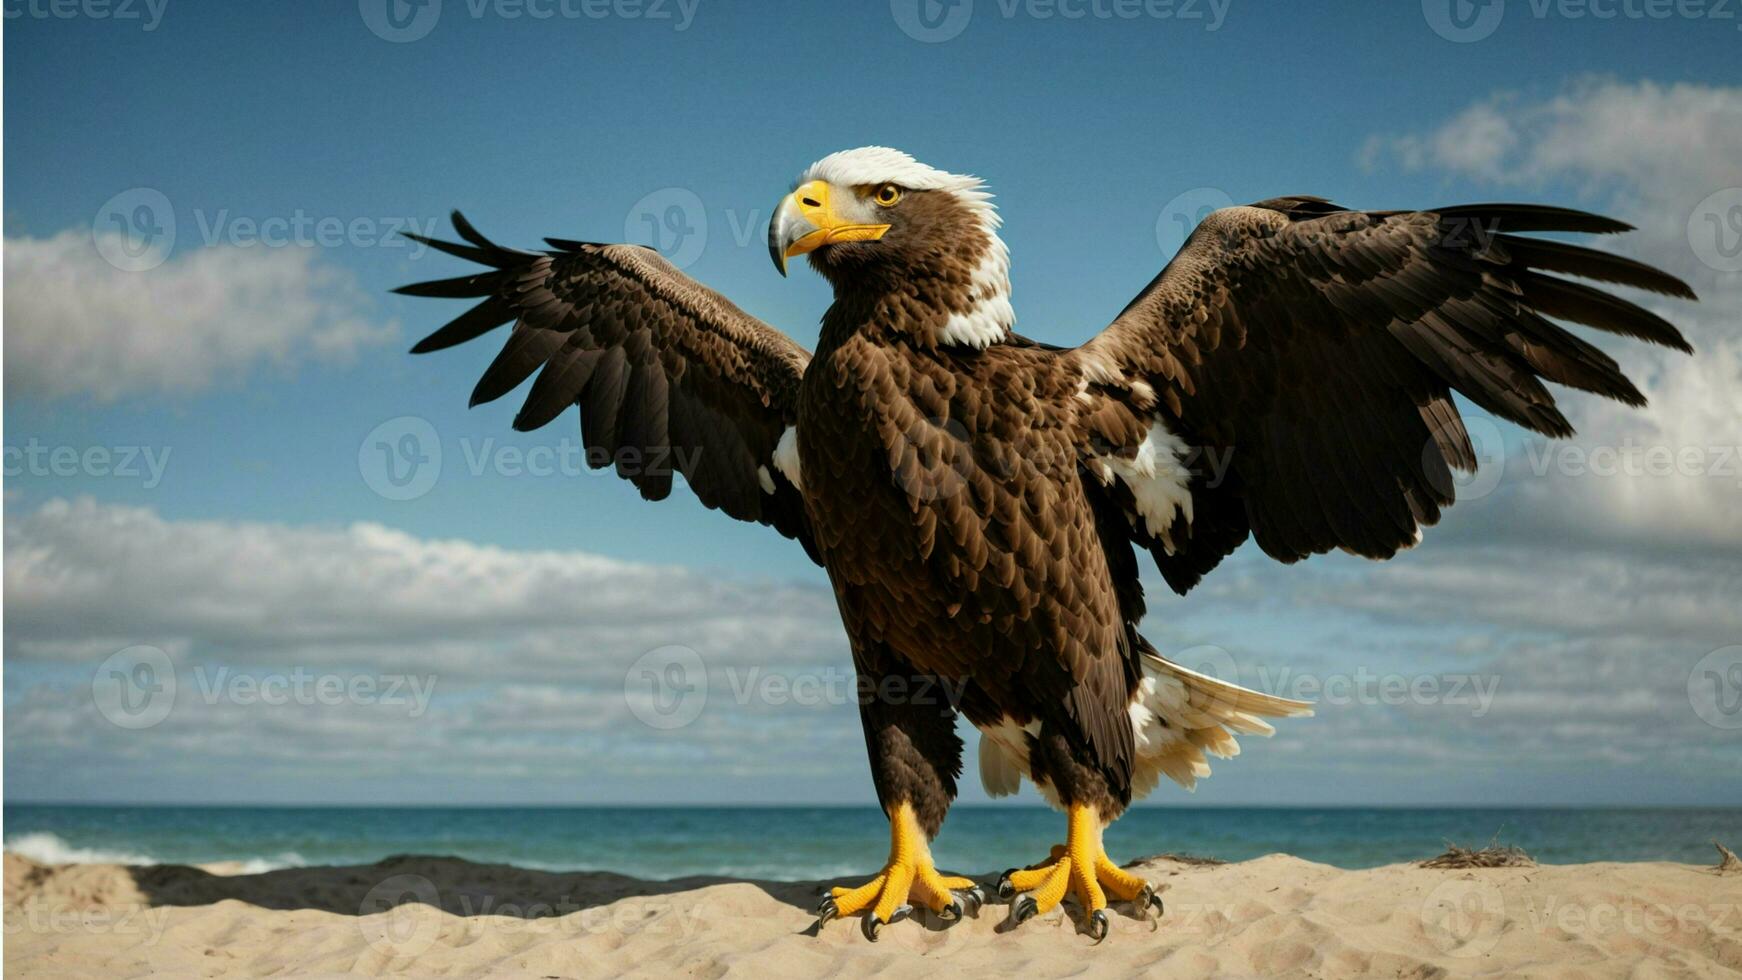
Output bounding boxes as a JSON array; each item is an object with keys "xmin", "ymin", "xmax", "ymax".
[
  {"xmin": 827, "ymin": 874, "xmax": 886, "ymax": 916},
  {"xmin": 1004, "ymin": 863, "xmax": 1058, "ymax": 892},
  {"xmin": 1024, "ymin": 857, "xmax": 1073, "ymax": 915},
  {"xmin": 872, "ymin": 861, "xmax": 914, "ymax": 923},
  {"xmin": 1094, "ymin": 854, "xmax": 1149, "ymax": 902},
  {"xmin": 914, "ymin": 866, "xmax": 975, "ymax": 909},
  {"xmin": 816, "ymin": 803, "xmax": 980, "ymax": 939},
  {"xmin": 1004, "ymin": 803, "xmax": 1156, "ymax": 937}
]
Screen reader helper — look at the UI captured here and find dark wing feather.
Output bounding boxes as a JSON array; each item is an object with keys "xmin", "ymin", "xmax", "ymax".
[
  {"xmin": 1079, "ymin": 199, "xmax": 1695, "ymax": 594},
  {"xmin": 399, "ymin": 212, "xmax": 817, "ymax": 559}
]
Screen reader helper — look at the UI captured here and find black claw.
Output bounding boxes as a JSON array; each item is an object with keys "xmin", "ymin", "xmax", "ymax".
[
  {"xmin": 890, "ymin": 903, "xmax": 913, "ymax": 924},
  {"xmin": 815, "ymin": 896, "xmax": 838, "ymax": 926},
  {"xmin": 1011, "ymin": 895, "xmax": 1038, "ymax": 925},
  {"xmin": 1089, "ymin": 908, "xmax": 1110, "ymax": 944},
  {"xmin": 862, "ymin": 914, "xmax": 883, "ymax": 941},
  {"xmin": 1136, "ymin": 884, "xmax": 1165, "ymax": 921},
  {"xmin": 960, "ymin": 886, "xmax": 985, "ymax": 917},
  {"xmin": 996, "ymin": 869, "xmax": 1018, "ymax": 900},
  {"xmin": 938, "ymin": 898, "xmax": 963, "ymax": 922}
]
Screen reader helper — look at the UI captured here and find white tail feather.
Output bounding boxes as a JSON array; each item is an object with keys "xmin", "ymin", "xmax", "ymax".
[
  {"xmin": 1130, "ymin": 652, "xmax": 1312, "ymax": 798},
  {"xmin": 974, "ymin": 651, "xmax": 1312, "ymax": 803}
]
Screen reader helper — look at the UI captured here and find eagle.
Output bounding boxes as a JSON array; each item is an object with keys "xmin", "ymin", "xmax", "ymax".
[{"xmin": 398, "ymin": 147, "xmax": 1695, "ymax": 941}]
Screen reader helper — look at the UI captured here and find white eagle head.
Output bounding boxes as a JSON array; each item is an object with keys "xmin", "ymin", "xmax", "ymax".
[{"xmin": 769, "ymin": 147, "xmax": 1013, "ymax": 349}]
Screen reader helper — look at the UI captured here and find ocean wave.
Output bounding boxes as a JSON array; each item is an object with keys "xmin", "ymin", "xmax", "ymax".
[
  {"xmin": 3, "ymin": 832, "xmax": 305, "ymax": 872},
  {"xmin": 229, "ymin": 854, "xmax": 307, "ymax": 874},
  {"xmin": 4, "ymin": 832, "xmax": 158, "ymax": 866}
]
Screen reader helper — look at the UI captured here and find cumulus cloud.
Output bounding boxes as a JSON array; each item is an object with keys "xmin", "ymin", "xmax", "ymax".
[
  {"xmin": 3, "ymin": 498, "xmax": 865, "ymax": 802},
  {"xmin": 1152, "ymin": 544, "xmax": 1741, "ymax": 787},
  {"xmin": 2, "ymin": 497, "xmax": 845, "ymax": 680},
  {"xmin": 4, "ymin": 230, "xmax": 397, "ymax": 402},
  {"xmin": 1366, "ymin": 79, "xmax": 1742, "ymax": 551}
]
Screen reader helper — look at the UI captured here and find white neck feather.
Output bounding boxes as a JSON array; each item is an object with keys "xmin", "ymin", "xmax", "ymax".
[
  {"xmin": 802, "ymin": 147, "xmax": 1014, "ymax": 349},
  {"xmin": 938, "ymin": 215, "xmax": 1013, "ymax": 349}
]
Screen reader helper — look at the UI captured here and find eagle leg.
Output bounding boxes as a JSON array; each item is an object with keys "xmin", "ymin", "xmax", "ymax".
[
  {"xmin": 815, "ymin": 802, "xmax": 980, "ymax": 939},
  {"xmin": 1002, "ymin": 803, "xmax": 1160, "ymax": 939}
]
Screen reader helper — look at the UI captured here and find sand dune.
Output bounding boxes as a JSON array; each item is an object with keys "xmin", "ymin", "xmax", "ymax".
[{"xmin": 6, "ymin": 850, "xmax": 1740, "ymax": 978}]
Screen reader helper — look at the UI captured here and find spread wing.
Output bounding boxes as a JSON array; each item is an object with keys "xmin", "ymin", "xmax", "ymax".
[
  {"xmin": 1075, "ymin": 198, "xmax": 1695, "ymax": 594},
  {"xmin": 398, "ymin": 212, "xmax": 817, "ymax": 560}
]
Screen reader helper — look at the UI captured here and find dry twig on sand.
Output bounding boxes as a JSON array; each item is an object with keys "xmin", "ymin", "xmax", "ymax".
[
  {"xmin": 1128, "ymin": 853, "xmax": 1228, "ymax": 867},
  {"xmin": 1420, "ymin": 834, "xmax": 1536, "ymax": 869},
  {"xmin": 1713, "ymin": 841, "xmax": 1741, "ymax": 874}
]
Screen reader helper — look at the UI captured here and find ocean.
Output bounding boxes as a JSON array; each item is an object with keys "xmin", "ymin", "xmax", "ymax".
[{"xmin": 4, "ymin": 805, "xmax": 1736, "ymax": 881}]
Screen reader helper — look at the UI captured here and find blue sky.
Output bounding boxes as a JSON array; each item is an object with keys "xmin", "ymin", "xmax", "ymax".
[{"xmin": 5, "ymin": 1, "xmax": 1740, "ymax": 807}]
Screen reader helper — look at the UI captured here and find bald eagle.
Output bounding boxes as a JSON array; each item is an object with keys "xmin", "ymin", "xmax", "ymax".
[{"xmin": 398, "ymin": 147, "xmax": 1695, "ymax": 941}]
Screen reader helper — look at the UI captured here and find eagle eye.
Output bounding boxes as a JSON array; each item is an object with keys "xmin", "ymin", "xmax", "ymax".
[{"xmin": 873, "ymin": 184, "xmax": 902, "ymax": 207}]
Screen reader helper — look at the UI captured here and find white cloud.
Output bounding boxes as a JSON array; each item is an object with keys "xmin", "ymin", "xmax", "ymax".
[
  {"xmin": 3, "ymin": 498, "xmax": 865, "ymax": 801},
  {"xmin": 2, "ymin": 497, "xmax": 845, "ymax": 681},
  {"xmin": 3, "ymin": 230, "xmax": 397, "ymax": 402},
  {"xmin": 1366, "ymin": 79, "xmax": 1742, "ymax": 199},
  {"xmin": 1153, "ymin": 545, "xmax": 1741, "ymax": 783}
]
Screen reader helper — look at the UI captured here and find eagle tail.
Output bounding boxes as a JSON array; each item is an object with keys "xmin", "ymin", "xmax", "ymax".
[
  {"xmin": 1128, "ymin": 647, "xmax": 1313, "ymax": 799},
  {"xmin": 973, "ymin": 645, "xmax": 1312, "ymax": 802}
]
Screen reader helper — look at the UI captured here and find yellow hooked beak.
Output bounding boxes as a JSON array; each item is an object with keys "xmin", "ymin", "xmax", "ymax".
[{"xmin": 768, "ymin": 180, "xmax": 891, "ymax": 276}]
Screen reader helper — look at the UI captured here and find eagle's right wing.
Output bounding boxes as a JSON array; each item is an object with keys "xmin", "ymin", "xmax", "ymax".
[
  {"xmin": 1074, "ymin": 199, "xmax": 1695, "ymax": 595},
  {"xmin": 399, "ymin": 212, "xmax": 817, "ymax": 561}
]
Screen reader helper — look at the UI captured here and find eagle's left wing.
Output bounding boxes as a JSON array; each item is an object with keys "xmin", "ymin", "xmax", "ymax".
[
  {"xmin": 398, "ymin": 212, "xmax": 818, "ymax": 560},
  {"xmin": 1074, "ymin": 198, "xmax": 1695, "ymax": 594}
]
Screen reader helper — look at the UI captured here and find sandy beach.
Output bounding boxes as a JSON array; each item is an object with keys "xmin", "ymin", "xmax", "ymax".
[{"xmin": 6, "ymin": 849, "xmax": 1739, "ymax": 978}]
